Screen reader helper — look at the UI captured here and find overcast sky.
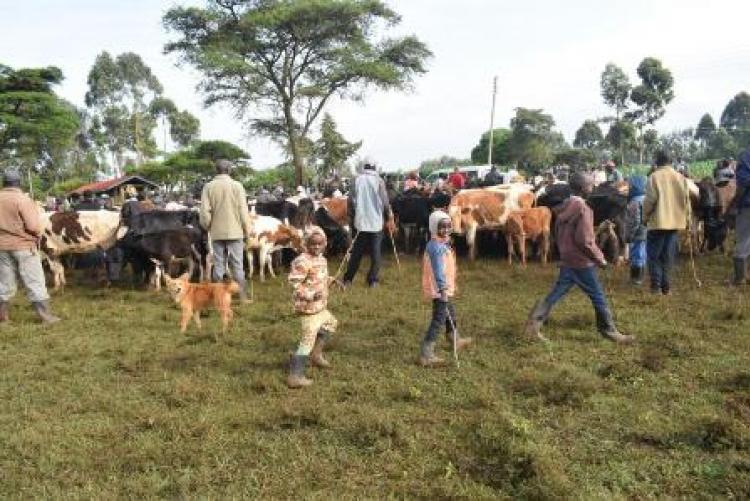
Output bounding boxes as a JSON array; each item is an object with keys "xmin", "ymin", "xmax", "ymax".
[{"xmin": 2, "ymin": 0, "xmax": 749, "ymax": 171}]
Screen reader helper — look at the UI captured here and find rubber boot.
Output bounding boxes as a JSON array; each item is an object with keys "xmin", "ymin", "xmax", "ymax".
[
  {"xmin": 310, "ymin": 330, "xmax": 332, "ymax": 369},
  {"xmin": 595, "ymin": 310, "xmax": 635, "ymax": 344},
  {"xmin": 732, "ymin": 258, "xmax": 747, "ymax": 286},
  {"xmin": 630, "ymin": 266, "xmax": 644, "ymax": 286},
  {"xmin": 32, "ymin": 301, "xmax": 60, "ymax": 324},
  {"xmin": 525, "ymin": 300, "xmax": 551, "ymax": 341},
  {"xmin": 287, "ymin": 354, "xmax": 313, "ymax": 388},
  {"xmin": 0, "ymin": 301, "xmax": 9, "ymax": 323},
  {"xmin": 418, "ymin": 341, "xmax": 445, "ymax": 367},
  {"xmin": 446, "ymin": 329, "xmax": 473, "ymax": 351}
]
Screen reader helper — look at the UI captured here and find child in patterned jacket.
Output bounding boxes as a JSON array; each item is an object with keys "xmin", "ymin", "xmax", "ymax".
[{"xmin": 287, "ymin": 227, "xmax": 338, "ymax": 388}]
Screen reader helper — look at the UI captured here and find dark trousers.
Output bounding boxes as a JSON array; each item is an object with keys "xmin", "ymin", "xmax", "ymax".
[
  {"xmin": 543, "ymin": 266, "xmax": 609, "ymax": 318},
  {"xmin": 343, "ymin": 231, "xmax": 383, "ymax": 285},
  {"xmin": 423, "ymin": 299, "xmax": 457, "ymax": 345},
  {"xmin": 647, "ymin": 230, "xmax": 679, "ymax": 293}
]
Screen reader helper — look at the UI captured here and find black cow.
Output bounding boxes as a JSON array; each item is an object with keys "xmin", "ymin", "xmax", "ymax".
[
  {"xmin": 391, "ymin": 191, "xmax": 452, "ymax": 253},
  {"xmin": 697, "ymin": 178, "xmax": 728, "ymax": 252},
  {"xmin": 312, "ymin": 206, "xmax": 350, "ymax": 255},
  {"xmin": 117, "ymin": 209, "xmax": 207, "ymax": 285},
  {"xmin": 586, "ymin": 183, "xmax": 629, "ymax": 264}
]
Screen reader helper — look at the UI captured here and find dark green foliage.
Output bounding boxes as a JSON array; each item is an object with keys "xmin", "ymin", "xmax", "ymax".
[
  {"xmin": 508, "ymin": 108, "xmax": 566, "ymax": 171},
  {"xmin": 470, "ymin": 127, "xmax": 512, "ymax": 165},
  {"xmin": 313, "ymin": 113, "xmax": 361, "ymax": 178},
  {"xmin": 554, "ymin": 147, "xmax": 596, "ymax": 170},
  {"xmin": 720, "ymin": 92, "xmax": 750, "ymax": 147},
  {"xmin": 600, "ymin": 63, "xmax": 631, "ymax": 119},
  {"xmin": 163, "ymin": 0, "xmax": 431, "ymax": 185},
  {"xmin": 695, "ymin": 113, "xmax": 717, "ymax": 142},
  {"xmin": 573, "ymin": 119, "xmax": 604, "ymax": 149}
]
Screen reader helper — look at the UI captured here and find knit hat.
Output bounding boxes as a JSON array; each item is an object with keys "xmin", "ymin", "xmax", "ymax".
[
  {"xmin": 2, "ymin": 169, "xmax": 21, "ymax": 186},
  {"xmin": 428, "ymin": 210, "xmax": 451, "ymax": 237}
]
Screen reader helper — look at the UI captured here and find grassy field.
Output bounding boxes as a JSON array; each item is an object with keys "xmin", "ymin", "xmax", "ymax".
[{"xmin": 2, "ymin": 252, "xmax": 750, "ymax": 498}]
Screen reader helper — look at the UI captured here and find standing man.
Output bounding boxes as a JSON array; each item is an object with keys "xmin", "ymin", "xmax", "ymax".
[
  {"xmin": 447, "ymin": 167, "xmax": 466, "ymax": 190},
  {"xmin": 200, "ymin": 159, "xmax": 252, "ymax": 302},
  {"xmin": 605, "ymin": 160, "xmax": 623, "ymax": 183},
  {"xmin": 643, "ymin": 150, "xmax": 690, "ymax": 295},
  {"xmin": 0, "ymin": 170, "xmax": 60, "ymax": 323},
  {"xmin": 731, "ymin": 149, "xmax": 750, "ymax": 285},
  {"xmin": 342, "ymin": 163, "xmax": 393, "ymax": 288}
]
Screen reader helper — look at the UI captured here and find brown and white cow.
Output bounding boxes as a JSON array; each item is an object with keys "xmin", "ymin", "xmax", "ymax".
[
  {"xmin": 505, "ymin": 206, "xmax": 552, "ymax": 266},
  {"xmin": 246, "ymin": 214, "xmax": 304, "ymax": 281},
  {"xmin": 448, "ymin": 186, "xmax": 535, "ymax": 259},
  {"xmin": 38, "ymin": 210, "xmax": 121, "ymax": 289}
]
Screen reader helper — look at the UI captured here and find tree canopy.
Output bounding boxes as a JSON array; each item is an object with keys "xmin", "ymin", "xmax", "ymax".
[
  {"xmin": 313, "ymin": 113, "xmax": 360, "ymax": 179},
  {"xmin": 163, "ymin": 0, "xmax": 432, "ymax": 185},
  {"xmin": 508, "ymin": 108, "xmax": 565, "ymax": 171},
  {"xmin": 720, "ymin": 91, "xmax": 750, "ymax": 147},
  {"xmin": 470, "ymin": 128, "xmax": 512, "ymax": 166},
  {"xmin": 573, "ymin": 120, "xmax": 603, "ymax": 150},
  {"xmin": 695, "ymin": 113, "xmax": 716, "ymax": 142}
]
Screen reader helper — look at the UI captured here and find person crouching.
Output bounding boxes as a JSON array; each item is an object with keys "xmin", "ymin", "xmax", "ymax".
[
  {"xmin": 525, "ymin": 172, "xmax": 634, "ymax": 344},
  {"xmin": 287, "ymin": 228, "xmax": 338, "ymax": 388},
  {"xmin": 419, "ymin": 211, "xmax": 472, "ymax": 366}
]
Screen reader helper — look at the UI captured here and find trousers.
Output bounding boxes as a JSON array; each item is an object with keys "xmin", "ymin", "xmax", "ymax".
[{"xmin": 0, "ymin": 249, "xmax": 51, "ymax": 302}]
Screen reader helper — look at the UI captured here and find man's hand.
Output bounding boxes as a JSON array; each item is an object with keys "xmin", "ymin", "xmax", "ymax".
[
  {"xmin": 439, "ymin": 289, "xmax": 448, "ymax": 302},
  {"xmin": 598, "ymin": 260, "xmax": 608, "ymax": 269}
]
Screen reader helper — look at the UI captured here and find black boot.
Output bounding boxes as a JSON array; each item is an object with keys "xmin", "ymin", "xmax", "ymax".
[
  {"xmin": 595, "ymin": 310, "xmax": 635, "ymax": 344},
  {"xmin": 630, "ymin": 266, "xmax": 644, "ymax": 286},
  {"xmin": 0, "ymin": 301, "xmax": 9, "ymax": 323},
  {"xmin": 310, "ymin": 330, "xmax": 332, "ymax": 369},
  {"xmin": 287, "ymin": 354, "xmax": 312, "ymax": 388},
  {"xmin": 525, "ymin": 300, "xmax": 551, "ymax": 341},
  {"xmin": 32, "ymin": 301, "xmax": 60, "ymax": 324},
  {"xmin": 732, "ymin": 258, "xmax": 747, "ymax": 286}
]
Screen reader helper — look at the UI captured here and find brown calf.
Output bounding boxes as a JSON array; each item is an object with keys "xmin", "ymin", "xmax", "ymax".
[{"xmin": 505, "ymin": 206, "xmax": 552, "ymax": 266}]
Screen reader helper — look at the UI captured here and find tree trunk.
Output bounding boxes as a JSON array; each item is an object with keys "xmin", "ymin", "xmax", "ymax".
[{"xmin": 283, "ymin": 105, "xmax": 305, "ymax": 187}]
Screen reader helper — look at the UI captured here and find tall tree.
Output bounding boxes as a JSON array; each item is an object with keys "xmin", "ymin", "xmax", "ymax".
[
  {"xmin": 720, "ymin": 91, "xmax": 750, "ymax": 147},
  {"xmin": 573, "ymin": 120, "xmax": 603, "ymax": 149},
  {"xmin": 470, "ymin": 128, "xmax": 512, "ymax": 165},
  {"xmin": 0, "ymin": 63, "xmax": 80, "ymax": 189},
  {"xmin": 627, "ymin": 57, "xmax": 674, "ymax": 163},
  {"xmin": 694, "ymin": 113, "xmax": 716, "ymax": 142},
  {"xmin": 163, "ymin": 0, "xmax": 431, "ymax": 186},
  {"xmin": 600, "ymin": 63, "xmax": 631, "ymax": 164},
  {"xmin": 508, "ymin": 108, "xmax": 565, "ymax": 171},
  {"xmin": 605, "ymin": 119, "xmax": 636, "ymax": 161},
  {"xmin": 85, "ymin": 51, "xmax": 164, "ymax": 170},
  {"xmin": 314, "ymin": 113, "xmax": 361, "ymax": 178}
]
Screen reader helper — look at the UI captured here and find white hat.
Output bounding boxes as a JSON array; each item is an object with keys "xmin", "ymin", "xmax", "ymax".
[{"xmin": 428, "ymin": 210, "xmax": 451, "ymax": 237}]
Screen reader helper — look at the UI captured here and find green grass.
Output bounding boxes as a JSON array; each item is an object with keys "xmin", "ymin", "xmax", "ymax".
[
  {"xmin": 622, "ymin": 159, "xmax": 716, "ymax": 179},
  {"xmin": 2, "ymin": 253, "xmax": 750, "ymax": 498}
]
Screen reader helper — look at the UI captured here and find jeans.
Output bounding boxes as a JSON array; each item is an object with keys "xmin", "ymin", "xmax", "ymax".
[
  {"xmin": 629, "ymin": 240, "xmax": 647, "ymax": 267},
  {"xmin": 343, "ymin": 231, "xmax": 383, "ymax": 285},
  {"xmin": 543, "ymin": 266, "xmax": 609, "ymax": 318},
  {"xmin": 211, "ymin": 239, "xmax": 246, "ymax": 293},
  {"xmin": 647, "ymin": 230, "xmax": 679, "ymax": 292},
  {"xmin": 422, "ymin": 299, "xmax": 457, "ymax": 346},
  {"xmin": 0, "ymin": 249, "xmax": 51, "ymax": 302}
]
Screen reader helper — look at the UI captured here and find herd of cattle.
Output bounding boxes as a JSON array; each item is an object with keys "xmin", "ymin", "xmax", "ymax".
[{"xmin": 36, "ymin": 175, "xmax": 737, "ymax": 290}]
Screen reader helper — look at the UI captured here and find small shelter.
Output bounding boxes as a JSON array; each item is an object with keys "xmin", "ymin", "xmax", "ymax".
[{"xmin": 67, "ymin": 175, "xmax": 159, "ymax": 204}]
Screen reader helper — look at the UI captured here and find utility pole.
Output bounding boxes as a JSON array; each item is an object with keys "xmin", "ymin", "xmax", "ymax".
[{"xmin": 487, "ymin": 76, "xmax": 498, "ymax": 166}]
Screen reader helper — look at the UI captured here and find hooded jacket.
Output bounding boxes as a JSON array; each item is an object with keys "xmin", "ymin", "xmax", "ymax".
[
  {"xmin": 643, "ymin": 165, "xmax": 690, "ymax": 230},
  {"xmin": 625, "ymin": 176, "xmax": 647, "ymax": 242},
  {"xmin": 736, "ymin": 150, "xmax": 750, "ymax": 209},
  {"xmin": 422, "ymin": 210, "xmax": 456, "ymax": 299},
  {"xmin": 555, "ymin": 195, "xmax": 605, "ymax": 268}
]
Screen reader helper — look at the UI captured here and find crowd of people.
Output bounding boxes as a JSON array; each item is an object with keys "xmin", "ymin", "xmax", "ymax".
[{"xmin": 1, "ymin": 148, "xmax": 749, "ymax": 390}]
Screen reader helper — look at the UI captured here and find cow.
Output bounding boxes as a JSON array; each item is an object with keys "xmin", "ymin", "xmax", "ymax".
[
  {"xmin": 246, "ymin": 215, "xmax": 304, "ymax": 281},
  {"xmin": 697, "ymin": 177, "xmax": 736, "ymax": 252},
  {"xmin": 505, "ymin": 206, "xmax": 552, "ymax": 266},
  {"xmin": 447, "ymin": 186, "xmax": 535, "ymax": 259},
  {"xmin": 391, "ymin": 191, "xmax": 452, "ymax": 253},
  {"xmin": 116, "ymin": 209, "xmax": 207, "ymax": 286},
  {"xmin": 586, "ymin": 183, "xmax": 629, "ymax": 264},
  {"xmin": 38, "ymin": 210, "xmax": 121, "ymax": 290}
]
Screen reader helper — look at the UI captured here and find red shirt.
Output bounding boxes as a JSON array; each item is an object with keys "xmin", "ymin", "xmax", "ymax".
[{"xmin": 447, "ymin": 172, "xmax": 465, "ymax": 189}]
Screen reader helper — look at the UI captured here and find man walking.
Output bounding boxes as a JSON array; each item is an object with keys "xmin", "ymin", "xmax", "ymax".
[
  {"xmin": 0, "ymin": 170, "xmax": 60, "ymax": 323},
  {"xmin": 200, "ymin": 159, "xmax": 252, "ymax": 302},
  {"xmin": 643, "ymin": 150, "xmax": 690, "ymax": 295},
  {"xmin": 342, "ymin": 163, "xmax": 393, "ymax": 288},
  {"xmin": 731, "ymin": 149, "xmax": 750, "ymax": 285}
]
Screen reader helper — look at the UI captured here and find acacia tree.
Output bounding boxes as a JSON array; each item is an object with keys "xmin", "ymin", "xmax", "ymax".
[
  {"xmin": 626, "ymin": 57, "xmax": 674, "ymax": 164},
  {"xmin": 163, "ymin": 0, "xmax": 431, "ymax": 185}
]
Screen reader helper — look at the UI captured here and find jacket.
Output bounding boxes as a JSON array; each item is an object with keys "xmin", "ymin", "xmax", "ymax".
[
  {"xmin": 351, "ymin": 170, "xmax": 390, "ymax": 233},
  {"xmin": 288, "ymin": 252, "xmax": 329, "ymax": 314},
  {"xmin": 422, "ymin": 237, "xmax": 457, "ymax": 299},
  {"xmin": 199, "ymin": 174, "xmax": 251, "ymax": 240},
  {"xmin": 625, "ymin": 175, "xmax": 647, "ymax": 242},
  {"xmin": 736, "ymin": 150, "xmax": 750, "ymax": 209},
  {"xmin": 555, "ymin": 196, "xmax": 605, "ymax": 268},
  {"xmin": 0, "ymin": 187, "xmax": 42, "ymax": 251},
  {"xmin": 643, "ymin": 166, "xmax": 690, "ymax": 230}
]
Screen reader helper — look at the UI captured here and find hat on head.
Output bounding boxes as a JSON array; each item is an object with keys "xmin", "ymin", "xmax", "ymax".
[
  {"xmin": 363, "ymin": 163, "xmax": 376, "ymax": 170},
  {"xmin": 428, "ymin": 209, "xmax": 451, "ymax": 237},
  {"xmin": 2, "ymin": 169, "xmax": 21, "ymax": 186}
]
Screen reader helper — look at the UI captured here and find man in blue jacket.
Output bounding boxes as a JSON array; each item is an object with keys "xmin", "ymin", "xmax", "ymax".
[{"xmin": 732, "ymin": 149, "xmax": 750, "ymax": 285}]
